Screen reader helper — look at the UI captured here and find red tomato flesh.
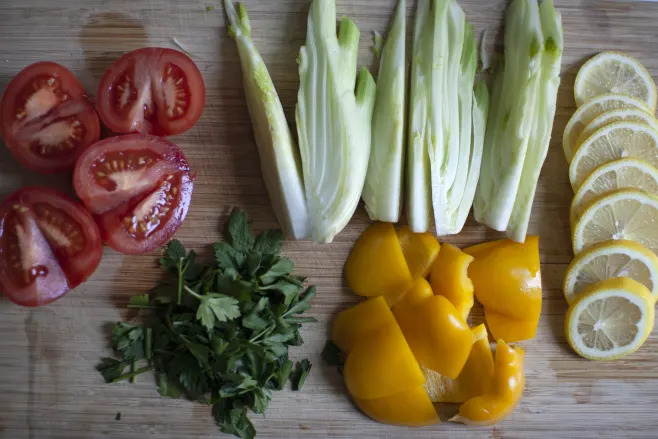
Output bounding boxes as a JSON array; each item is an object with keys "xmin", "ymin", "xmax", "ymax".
[
  {"xmin": 96, "ymin": 48, "xmax": 205, "ymax": 136},
  {"xmin": 74, "ymin": 134, "xmax": 193, "ymax": 254},
  {"xmin": 0, "ymin": 187, "xmax": 103, "ymax": 307},
  {"xmin": 0, "ymin": 62, "xmax": 100, "ymax": 173}
]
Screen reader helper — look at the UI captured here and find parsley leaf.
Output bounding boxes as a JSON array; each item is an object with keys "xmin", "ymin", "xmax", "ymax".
[
  {"xmin": 96, "ymin": 357, "xmax": 129, "ymax": 383},
  {"xmin": 196, "ymin": 293, "xmax": 241, "ymax": 331},
  {"xmin": 98, "ymin": 208, "xmax": 315, "ymax": 439},
  {"xmin": 321, "ymin": 340, "xmax": 344, "ymax": 375},
  {"xmin": 292, "ymin": 359, "xmax": 312, "ymax": 391},
  {"xmin": 111, "ymin": 322, "xmax": 145, "ymax": 360},
  {"xmin": 253, "ymin": 229, "xmax": 284, "ymax": 255},
  {"xmin": 226, "ymin": 207, "xmax": 254, "ymax": 252}
]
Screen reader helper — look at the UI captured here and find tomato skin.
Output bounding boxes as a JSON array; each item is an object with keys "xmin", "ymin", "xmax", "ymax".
[
  {"xmin": 0, "ymin": 187, "xmax": 103, "ymax": 307},
  {"xmin": 73, "ymin": 134, "xmax": 194, "ymax": 255},
  {"xmin": 96, "ymin": 48, "xmax": 205, "ymax": 136},
  {"xmin": 97, "ymin": 170, "xmax": 193, "ymax": 254},
  {"xmin": 0, "ymin": 62, "xmax": 100, "ymax": 173}
]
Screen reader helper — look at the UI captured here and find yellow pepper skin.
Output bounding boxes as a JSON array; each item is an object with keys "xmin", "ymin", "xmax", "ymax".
[
  {"xmin": 484, "ymin": 309, "xmax": 538, "ymax": 343},
  {"xmin": 393, "ymin": 294, "xmax": 472, "ymax": 378},
  {"xmin": 451, "ymin": 340, "xmax": 525, "ymax": 426},
  {"xmin": 429, "ymin": 243, "xmax": 475, "ymax": 320},
  {"xmin": 352, "ymin": 385, "xmax": 440, "ymax": 427},
  {"xmin": 424, "ymin": 324, "xmax": 494, "ymax": 403},
  {"xmin": 464, "ymin": 237, "xmax": 542, "ymax": 342},
  {"xmin": 345, "ymin": 222, "xmax": 414, "ymax": 297},
  {"xmin": 331, "ymin": 296, "xmax": 397, "ymax": 354},
  {"xmin": 393, "ymin": 278, "xmax": 434, "ymax": 311},
  {"xmin": 397, "ymin": 226, "xmax": 441, "ymax": 279},
  {"xmin": 343, "ymin": 323, "xmax": 426, "ymax": 400}
]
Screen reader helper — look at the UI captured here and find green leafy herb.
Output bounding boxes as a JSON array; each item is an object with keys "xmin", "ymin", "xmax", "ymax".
[
  {"xmin": 292, "ymin": 359, "xmax": 311, "ymax": 391},
  {"xmin": 321, "ymin": 340, "xmax": 345, "ymax": 375},
  {"xmin": 98, "ymin": 208, "xmax": 316, "ymax": 439}
]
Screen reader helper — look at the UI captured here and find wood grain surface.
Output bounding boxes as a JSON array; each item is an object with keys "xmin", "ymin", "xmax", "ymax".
[{"xmin": 1, "ymin": 0, "xmax": 658, "ymax": 438}]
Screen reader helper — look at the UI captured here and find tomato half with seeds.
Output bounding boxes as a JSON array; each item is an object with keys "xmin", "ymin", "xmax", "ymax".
[
  {"xmin": 0, "ymin": 187, "xmax": 103, "ymax": 307},
  {"xmin": 74, "ymin": 134, "xmax": 193, "ymax": 254},
  {"xmin": 0, "ymin": 62, "xmax": 100, "ymax": 173},
  {"xmin": 96, "ymin": 48, "xmax": 205, "ymax": 136}
]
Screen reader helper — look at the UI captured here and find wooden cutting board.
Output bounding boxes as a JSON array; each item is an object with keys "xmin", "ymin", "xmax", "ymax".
[{"xmin": 1, "ymin": 0, "xmax": 658, "ymax": 438}]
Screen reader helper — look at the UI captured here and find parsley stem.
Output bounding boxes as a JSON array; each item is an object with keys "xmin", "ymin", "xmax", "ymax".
[
  {"xmin": 130, "ymin": 361, "xmax": 136, "ymax": 383},
  {"xmin": 184, "ymin": 285, "xmax": 203, "ymax": 300},
  {"xmin": 112, "ymin": 365, "xmax": 154, "ymax": 383},
  {"xmin": 145, "ymin": 328, "xmax": 153, "ymax": 362},
  {"xmin": 249, "ymin": 324, "xmax": 275, "ymax": 343},
  {"xmin": 177, "ymin": 258, "xmax": 184, "ymax": 305}
]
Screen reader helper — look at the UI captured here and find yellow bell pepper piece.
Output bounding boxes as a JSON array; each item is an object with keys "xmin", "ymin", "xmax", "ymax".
[
  {"xmin": 464, "ymin": 237, "xmax": 542, "ymax": 342},
  {"xmin": 423, "ymin": 324, "xmax": 494, "ymax": 403},
  {"xmin": 343, "ymin": 323, "xmax": 425, "ymax": 400},
  {"xmin": 393, "ymin": 278, "xmax": 433, "ymax": 310},
  {"xmin": 397, "ymin": 226, "xmax": 441, "ymax": 279},
  {"xmin": 346, "ymin": 222, "xmax": 414, "ymax": 297},
  {"xmin": 383, "ymin": 276, "xmax": 434, "ymax": 308},
  {"xmin": 393, "ymin": 294, "xmax": 472, "ymax": 378},
  {"xmin": 429, "ymin": 243, "xmax": 475, "ymax": 320},
  {"xmin": 331, "ymin": 296, "xmax": 397, "ymax": 354},
  {"xmin": 484, "ymin": 309, "xmax": 539, "ymax": 343},
  {"xmin": 352, "ymin": 385, "xmax": 440, "ymax": 427},
  {"xmin": 451, "ymin": 340, "xmax": 525, "ymax": 426}
]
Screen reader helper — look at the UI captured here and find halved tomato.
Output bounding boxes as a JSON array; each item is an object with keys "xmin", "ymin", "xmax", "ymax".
[
  {"xmin": 74, "ymin": 134, "xmax": 193, "ymax": 254},
  {"xmin": 0, "ymin": 187, "xmax": 103, "ymax": 307},
  {"xmin": 96, "ymin": 48, "xmax": 205, "ymax": 136},
  {"xmin": 0, "ymin": 62, "xmax": 100, "ymax": 173}
]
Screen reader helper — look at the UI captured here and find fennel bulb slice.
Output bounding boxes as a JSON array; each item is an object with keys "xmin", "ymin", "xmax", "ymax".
[
  {"xmin": 362, "ymin": 0, "xmax": 406, "ymax": 223},
  {"xmin": 429, "ymin": 1, "xmax": 466, "ymax": 236},
  {"xmin": 224, "ymin": 1, "xmax": 309, "ymax": 240},
  {"xmin": 454, "ymin": 80, "xmax": 490, "ymax": 231},
  {"xmin": 439, "ymin": 20, "xmax": 477, "ymax": 235},
  {"xmin": 473, "ymin": 0, "xmax": 545, "ymax": 231},
  {"xmin": 408, "ymin": 0, "xmax": 482, "ymax": 235},
  {"xmin": 506, "ymin": 0, "xmax": 563, "ymax": 242},
  {"xmin": 296, "ymin": 0, "xmax": 376, "ymax": 243},
  {"xmin": 407, "ymin": 0, "xmax": 433, "ymax": 233}
]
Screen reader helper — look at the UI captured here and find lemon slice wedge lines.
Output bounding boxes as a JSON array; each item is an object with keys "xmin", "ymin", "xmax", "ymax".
[
  {"xmin": 572, "ymin": 188, "xmax": 658, "ymax": 255},
  {"xmin": 574, "ymin": 51, "xmax": 657, "ymax": 110},
  {"xmin": 566, "ymin": 277, "xmax": 654, "ymax": 361},
  {"xmin": 569, "ymin": 121, "xmax": 658, "ymax": 190},
  {"xmin": 564, "ymin": 239, "xmax": 658, "ymax": 304},
  {"xmin": 563, "ymin": 94, "xmax": 651, "ymax": 163},
  {"xmin": 571, "ymin": 158, "xmax": 658, "ymax": 223}
]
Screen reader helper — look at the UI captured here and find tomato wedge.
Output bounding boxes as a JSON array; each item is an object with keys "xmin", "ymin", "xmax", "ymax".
[
  {"xmin": 0, "ymin": 187, "xmax": 103, "ymax": 307},
  {"xmin": 0, "ymin": 62, "xmax": 100, "ymax": 173},
  {"xmin": 74, "ymin": 134, "xmax": 193, "ymax": 254},
  {"xmin": 96, "ymin": 48, "xmax": 205, "ymax": 136}
]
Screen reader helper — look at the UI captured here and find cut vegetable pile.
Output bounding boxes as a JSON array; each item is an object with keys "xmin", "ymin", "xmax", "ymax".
[
  {"xmin": 0, "ymin": 48, "xmax": 204, "ymax": 307},
  {"xmin": 225, "ymin": 0, "xmax": 563, "ymax": 244},
  {"xmin": 98, "ymin": 209, "xmax": 316, "ymax": 439},
  {"xmin": 328, "ymin": 221, "xmax": 543, "ymax": 426},
  {"xmin": 562, "ymin": 51, "xmax": 658, "ymax": 361}
]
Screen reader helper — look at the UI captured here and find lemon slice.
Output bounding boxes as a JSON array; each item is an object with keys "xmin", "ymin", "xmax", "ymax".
[
  {"xmin": 564, "ymin": 240, "xmax": 658, "ymax": 304},
  {"xmin": 571, "ymin": 158, "xmax": 658, "ymax": 222},
  {"xmin": 565, "ymin": 277, "xmax": 654, "ymax": 361},
  {"xmin": 572, "ymin": 189, "xmax": 658, "ymax": 255},
  {"xmin": 574, "ymin": 52, "xmax": 657, "ymax": 110},
  {"xmin": 562, "ymin": 94, "xmax": 649, "ymax": 162},
  {"xmin": 569, "ymin": 121, "xmax": 658, "ymax": 190},
  {"xmin": 577, "ymin": 108, "xmax": 658, "ymax": 145}
]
